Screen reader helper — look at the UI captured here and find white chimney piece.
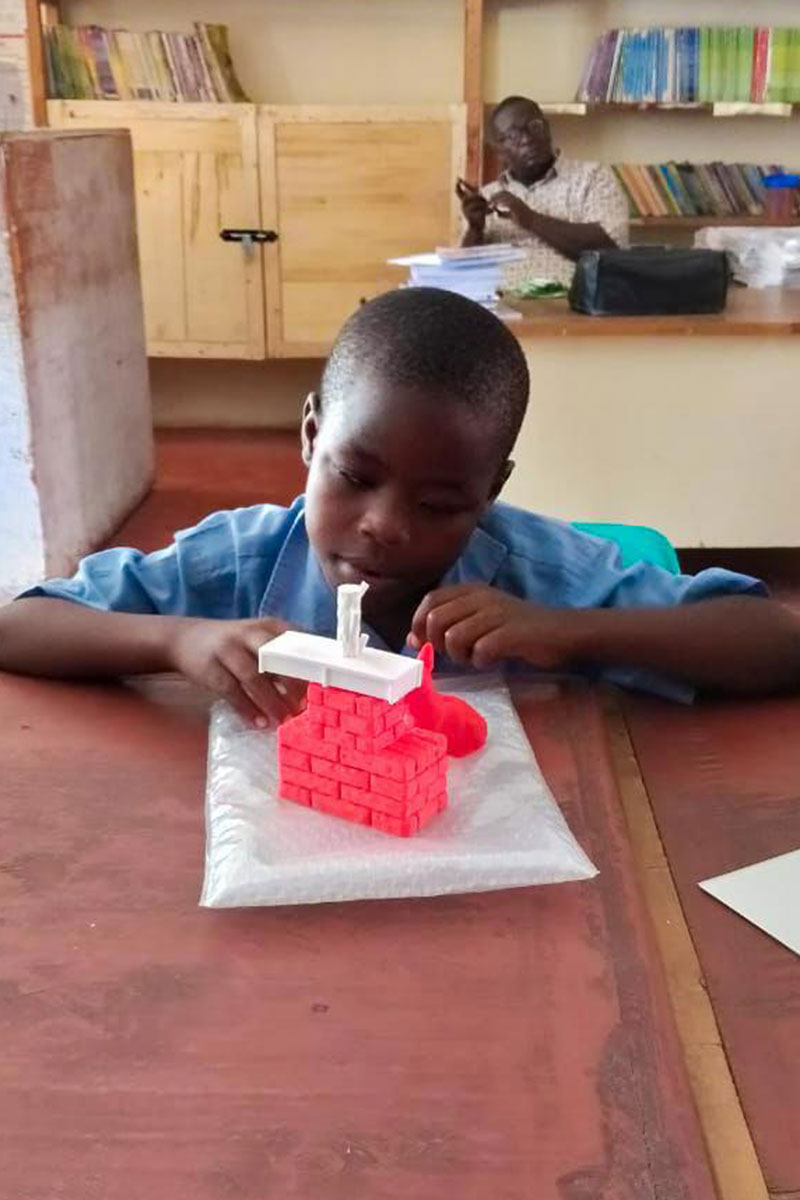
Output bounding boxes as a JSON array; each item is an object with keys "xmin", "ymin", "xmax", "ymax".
[{"xmin": 336, "ymin": 582, "xmax": 369, "ymax": 658}]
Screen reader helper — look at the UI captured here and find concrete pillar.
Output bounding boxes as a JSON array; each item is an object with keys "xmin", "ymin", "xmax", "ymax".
[{"xmin": 0, "ymin": 128, "xmax": 153, "ymax": 600}]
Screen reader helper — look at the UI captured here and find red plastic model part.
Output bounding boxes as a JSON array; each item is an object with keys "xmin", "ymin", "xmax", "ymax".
[
  {"xmin": 276, "ymin": 644, "xmax": 486, "ymax": 835},
  {"xmin": 278, "ymin": 681, "xmax": 447, "ymax": 837},
  {"xmin": 406, "ymin": 643, "xmax": 488, "ymax": 758}
]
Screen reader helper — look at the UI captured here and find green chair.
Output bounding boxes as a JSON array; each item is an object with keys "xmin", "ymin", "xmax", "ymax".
[{"xmin": 572, "ymin": 522, "xmax": 680, "ymax": 575}]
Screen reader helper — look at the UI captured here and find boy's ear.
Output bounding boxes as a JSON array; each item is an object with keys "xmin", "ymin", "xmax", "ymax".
[
  {"xmin": 488, "ymin": 459, "xmax": 514, "ymax": 502},
  {"xmin": 300, "ymin": 392, "xmax": 322, "ymax": 467}
]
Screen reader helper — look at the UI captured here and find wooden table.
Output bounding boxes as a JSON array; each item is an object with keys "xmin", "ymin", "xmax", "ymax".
[
  {"xmin": 621, "ymin": 692, "xmax": 800, "ymax": 1200},
  {"xmin": 507, "ymin": 286, "xmax": 800, "ymax": 338},
  {"xmin": 0, "ymin": 672, "xmax": 715, "ymax": 1200}
]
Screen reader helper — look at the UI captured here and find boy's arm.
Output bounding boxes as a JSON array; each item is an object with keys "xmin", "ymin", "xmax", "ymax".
[
  {"xmin": 408, "ymin": 586, "xmax": 800, "ymax": 696},
  {"xmin": 0, "ymin": 598, "xmax": 303, "ymax": 725},
  {"xmin": 0, "ymin": 597, "xmax": 176, "ymax": 677}
]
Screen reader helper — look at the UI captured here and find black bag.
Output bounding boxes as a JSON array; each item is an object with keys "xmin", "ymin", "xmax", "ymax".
[{"xmin": 568, "ymin": 247, "xmax": 730, "ymax": 316}]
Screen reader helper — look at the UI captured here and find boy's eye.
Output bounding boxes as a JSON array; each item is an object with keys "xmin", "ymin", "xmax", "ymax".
[
  {"xmin": 419, "ymin": 499, "xmax": 467, "ymax": 516},
  {"xmin": 336, "ymin": 467, "xmax": 370, "ymax": 489}
]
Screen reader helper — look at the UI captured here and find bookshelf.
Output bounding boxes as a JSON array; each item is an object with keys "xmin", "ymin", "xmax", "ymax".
[
  {"xmin": 539, "ymin": 102, "xmax": 798, "ymax": 117},
  {"xmin": 26, "ymin": 0, "xmax": 800, "ymax": 356},
  {"xmin": 632, "ymin": 215, "xmax": 800, "ymax": 228}
]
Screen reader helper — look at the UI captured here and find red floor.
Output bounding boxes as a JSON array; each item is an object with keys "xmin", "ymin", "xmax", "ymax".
[{"xmin": 113, "ymin": 429, "xmax": 306, "ymax": 553}]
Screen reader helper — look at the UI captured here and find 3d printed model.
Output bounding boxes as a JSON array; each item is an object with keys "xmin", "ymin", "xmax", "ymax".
[{"xmin": 259, "ymin": 583, "xmax": 484, "ymax": 836}]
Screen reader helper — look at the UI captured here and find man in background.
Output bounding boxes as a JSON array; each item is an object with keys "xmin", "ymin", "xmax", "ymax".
[{"xmin": 459, "ymin": 95, "xmax": 629, "ymax": 287}]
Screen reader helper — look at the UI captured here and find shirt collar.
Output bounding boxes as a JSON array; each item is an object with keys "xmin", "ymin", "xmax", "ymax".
[
  {"xmin": 258, "ymin": 500, "xmax": 509, "ymax": 658},
  {"xmin": 501, "ymin": 149, "xmax": 561, "ymax": 190}
]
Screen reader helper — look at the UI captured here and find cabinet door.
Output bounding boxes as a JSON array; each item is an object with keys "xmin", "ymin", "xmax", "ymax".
[
  {"xmin": 259, "ymin": 106, "xmax": 466, "ymax": 357},
  {"xmin": 47, "ymin": 102, "xmax": 265, "ymax": 359}
]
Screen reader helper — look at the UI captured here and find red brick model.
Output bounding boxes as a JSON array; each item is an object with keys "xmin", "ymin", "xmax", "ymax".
[
  {"xmin": 277, "ymin": 681, "xmax": 448, "ymax": 838},
  {"xmin": 260, "ymin": 581, "xmax": 484, "ymax": 837}
]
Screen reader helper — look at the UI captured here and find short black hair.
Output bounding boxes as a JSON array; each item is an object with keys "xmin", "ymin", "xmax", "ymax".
[
  {"xmin": 489, "ymin": 95, "xmax": 544, "ymax": 138},
  {"xmin": 320, "ymin": 288, "xmax": 529, "ymax": 461}
]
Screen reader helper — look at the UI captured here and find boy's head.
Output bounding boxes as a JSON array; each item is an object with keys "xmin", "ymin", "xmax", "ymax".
[{"xmin": 301, "ymin": 287, "xmax": 529, "ymax": 618}]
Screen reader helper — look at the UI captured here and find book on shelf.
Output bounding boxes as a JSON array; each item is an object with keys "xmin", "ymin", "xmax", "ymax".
[
  {"xmin": 43, "ymin": 22, "xmax": 249, "ymax": 103},
  {"xmin": 577, "ymin": 26, "xmax": 800, "ymax": 104},
  {"xmin": 612, "ymin": 162, "xmax": 790, "ymax": 219}
]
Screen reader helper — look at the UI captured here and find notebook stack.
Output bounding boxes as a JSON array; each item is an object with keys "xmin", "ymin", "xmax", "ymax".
[{"xmin": 388, "ymin": 245, "xmax": 525, "ymax": 315}]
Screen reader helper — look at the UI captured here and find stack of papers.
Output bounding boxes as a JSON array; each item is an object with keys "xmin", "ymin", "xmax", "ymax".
[{"xmin": 388, "ymin": 245, "xmax": 526, "ymax": 316}]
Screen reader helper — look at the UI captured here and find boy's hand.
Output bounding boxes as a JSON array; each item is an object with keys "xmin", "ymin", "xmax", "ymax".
[
  {"xmin": 168, "ymin": 617, "xmax": 306, "ymax": 727},
  {"xmin": 407, "ymin": 584, "xmax": 579, "ymax": 671}
]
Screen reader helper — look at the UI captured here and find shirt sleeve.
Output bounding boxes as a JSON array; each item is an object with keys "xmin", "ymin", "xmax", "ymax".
[
  {"xmin": 576, "ymin": 539, "xmax": 768, "ymax": 702},
  {"xmin": 17, "ymin": 505, "xmax": 291, "ymax": 620},
  {"xmin": 578, "ymin": 164, "xmax": 630, "ymax": 247}
]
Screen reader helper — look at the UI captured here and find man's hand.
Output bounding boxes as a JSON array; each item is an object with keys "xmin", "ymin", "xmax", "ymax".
[
  {"xmin": 489, "ymin": 189, "xmax": 534, "ymax": 227},
  {"xmin": 407, "ymin": 584, "xmax": 578, "ymax": 671},
  {"xmin": 456, "ymin": 178, "xmax": 490, "ymax": 232},
  {"xmin": 169, "ymin": 617, "xmax": 306, "ymax": 727}
]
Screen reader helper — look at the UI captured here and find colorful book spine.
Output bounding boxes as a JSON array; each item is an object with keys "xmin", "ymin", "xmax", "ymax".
[
  {"xmin": 578, "ymin": 25, "xmax": 799, "ymax": 104},
  {"xmin": 614, "ymin": 162, "xmax": 793, "ymax": 219},
  {"xmin": 767, "ymin": 27, "xmax": 790, "ymax": 101},
  {"xmin": 43, "ymin": 22, "xmax": 249, "ymax": 103}
]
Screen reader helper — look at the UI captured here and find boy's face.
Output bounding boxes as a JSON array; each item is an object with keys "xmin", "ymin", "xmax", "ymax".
[{"xmin": 302, "ymin": 375, "xmax": 511, "ymax": 620}]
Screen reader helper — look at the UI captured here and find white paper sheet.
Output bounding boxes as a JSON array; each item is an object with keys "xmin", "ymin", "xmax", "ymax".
[{"xmin": 699, "ymin": 848, "xmax": 800, "ymax": 958}]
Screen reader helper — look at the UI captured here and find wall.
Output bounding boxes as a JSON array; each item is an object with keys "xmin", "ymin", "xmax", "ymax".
[
  {"xmin": 504, "ymin": 335, "xmax": 800, "ymax": 548},
  {"xmin": 0, "ymin": 0, "xmax": 32, "ymax": 129},
  {"xmin": 0, "ymin": 194, "xmax": 45, "ymax": 601},
  {"xmin": 150, "ymin": 358, "xmax": 318, "ymax": 429}
]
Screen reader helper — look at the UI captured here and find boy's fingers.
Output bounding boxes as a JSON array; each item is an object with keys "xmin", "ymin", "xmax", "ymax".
[
  {"xmin": 243, "ymin": 620, "xmax": 288, "ymax": 655},
  {"xmin": 238, "ymin": 627, "xmax": 307, "ymax": 715},
  {"xmin": 441, "ymin": 611, "xmax": 499, "ymax": 664},
  {"xmin": 271, "ymin": 674, "xmax": 307, "ymax": 713},
  {"xmin": 205, "ymin": 661, "xmax": 264, "ymax": 727},
  {"xmin": 413, "ymin": 593, "xmax": 487, "ymax": 653},
  {"xmin": 471, "ymin": 629, "xmax": 509, "ymax": 671},
  {"xmin": 221, "ymin": 643, "xmax": 293, "ymax": 725},
  {"xmin": 409, "ymin": 585, "xmax": 484, "ymax": 645}
]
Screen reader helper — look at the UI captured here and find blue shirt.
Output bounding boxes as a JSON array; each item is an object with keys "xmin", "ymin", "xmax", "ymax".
[{"xmin": 22, "ymin": 496, "xmax": 766, "ymax": 701}]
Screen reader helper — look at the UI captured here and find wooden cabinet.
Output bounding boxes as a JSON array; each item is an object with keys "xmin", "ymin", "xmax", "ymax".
[
  {"xmin": 47, "ymin": 100, "xmax": 465, "ymax": 359},
  {"xmin": 259, "ymin": 106, "xmax": 465, "ymax": 356},
  {"xmin": 47, "ymin": 101, "xmax": 265, "ymax": 359}
]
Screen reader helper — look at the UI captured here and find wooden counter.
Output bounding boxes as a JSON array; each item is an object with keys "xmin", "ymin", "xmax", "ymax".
[
  {"xmin": 500, "ymin": 284, "xmax": 800, "ymax": 547},
  {"xmin": 507, "ymin": 285, "xmax": 800, "ymax": 338}
]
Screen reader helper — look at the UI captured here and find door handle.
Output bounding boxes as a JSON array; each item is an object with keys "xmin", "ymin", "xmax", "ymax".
[{"xmin": 220, "ymin": 229, "xmax": 278, "ymax": 243}]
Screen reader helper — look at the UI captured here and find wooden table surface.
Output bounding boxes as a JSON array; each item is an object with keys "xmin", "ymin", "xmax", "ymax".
[
  {"xmin": 623, "ymin": 692, "xmax": 800, "ymax": 1200},
  {"xmin": 508, "ymin": 286, "xmax": 800, "ymax": 338},
  {"xmin": 0, "ymin": 672, "xmax": 715, "ymax": 1200}
]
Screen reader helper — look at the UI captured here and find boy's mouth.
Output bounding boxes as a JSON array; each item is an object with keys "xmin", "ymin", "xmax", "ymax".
[
  {"xmin": 335, "ymin": 556, "xmax": 402, "ymax": 586},
  {"xmin": 331, "ymin": 555, "xmax": 428, "ymax": 596}
]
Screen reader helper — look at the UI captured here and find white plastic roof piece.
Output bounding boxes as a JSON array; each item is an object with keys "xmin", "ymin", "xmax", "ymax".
[{"xmin": 259, "ymin": 630, "xmax": 423, "ymax": 703}]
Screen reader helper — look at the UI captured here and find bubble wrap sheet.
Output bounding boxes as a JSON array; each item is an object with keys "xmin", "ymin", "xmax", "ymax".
[{"xmin": 200, "ymin": 675, "xmax": 597, "ymax": 908}]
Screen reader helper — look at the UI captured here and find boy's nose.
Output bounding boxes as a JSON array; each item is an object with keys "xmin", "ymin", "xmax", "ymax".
[{"xmin": 358, "ymin": 498, "xmax": 412, "ymax": 547}]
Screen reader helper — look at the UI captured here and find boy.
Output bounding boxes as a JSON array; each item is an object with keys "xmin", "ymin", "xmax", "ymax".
[{"xmin": 1, "ymin": 288, "xmax": 799, "ymax": 726}]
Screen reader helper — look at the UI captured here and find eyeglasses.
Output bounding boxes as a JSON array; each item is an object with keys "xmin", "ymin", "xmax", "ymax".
[{"xmin": 495, "ymin": 117, "xmax": 549, "ymax": 144}]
